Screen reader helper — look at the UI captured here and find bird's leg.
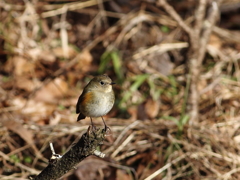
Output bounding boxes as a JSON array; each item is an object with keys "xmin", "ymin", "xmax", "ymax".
[
  {"xmin": 90, "ymin": 117, "xmax": 96, "ymax": 130},
  {"xmin": 101, "ymin": 116, "xmax": 111, "ymax": 133}
]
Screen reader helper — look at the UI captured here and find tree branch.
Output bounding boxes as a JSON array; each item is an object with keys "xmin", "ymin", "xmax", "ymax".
[{"xmin": 33, "ymin": 126, "xmax": 107, "ymax": 180}]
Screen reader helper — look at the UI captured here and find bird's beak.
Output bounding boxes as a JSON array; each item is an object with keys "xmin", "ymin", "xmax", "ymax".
[{"xmin": 110, "ymin": 82, "xmax": 116, "ymax": 85}]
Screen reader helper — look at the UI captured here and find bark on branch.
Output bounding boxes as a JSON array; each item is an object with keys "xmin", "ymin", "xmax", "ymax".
[{"xmin": 33, "ymin": 126, "xmax": 107, "ymax": 180}]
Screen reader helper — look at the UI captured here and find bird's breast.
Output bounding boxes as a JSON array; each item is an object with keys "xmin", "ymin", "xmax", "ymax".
[{"xmin": 80, "ymin": 91, "xmax": 114, "ymax": 117}]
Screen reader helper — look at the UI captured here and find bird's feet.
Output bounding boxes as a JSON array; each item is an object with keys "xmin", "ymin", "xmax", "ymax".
[{"xmin": 104, "ymin": 125, "xmax": 112, "ymax": 136}]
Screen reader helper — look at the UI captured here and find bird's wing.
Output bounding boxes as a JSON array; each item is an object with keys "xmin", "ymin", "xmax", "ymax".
[
  {"xmin": 76, "ymin": 95, "xmax": 82, "ymax": 114},
  {"xmin": 76, "ymin": 91, "xmax": 93, "ymax": 114}
]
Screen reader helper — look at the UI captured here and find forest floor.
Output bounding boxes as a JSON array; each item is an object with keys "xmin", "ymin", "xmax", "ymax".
[{"xmin": 1, "ymin": 0, "xmax": 240, "ymax": 179}]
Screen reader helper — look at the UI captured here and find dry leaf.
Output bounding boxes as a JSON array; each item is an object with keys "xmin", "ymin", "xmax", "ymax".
[
  {"xmin": 39, "ymin": 50, "xmax": 56, "ymax": 63},
  {"xmin": 116, "ymin": 169, "xmax": 132, "ymax": 180},
  {"xmin": 208, "ymin": 34, "xmax": 222, "ymax": 50},
  {"xmin": 147, "ymin": 53, "xmax": 174, "ymax": 76},
  {"xmin": 34, "ymin": 77, "xmax": 68, "ymax": 103},
  {"xmin": 11, "ymin": 97, "xmax": 55, "ymax": 121},
  {"xmin": 75, "ymin": 50, "xmax": 93, "ymax": 73},
  {"xmin": 137, "ymin": 104, "xmax": 148, "ymax": 120},
  {"xmin": 3, "ymin": 119, "xmax": 34, "ymax": 145},
  {"xmin": 10, "ymin": 96, "xmax": 27, "ymax": 111},
  {"xmin": 5, "ymin": 56, "xmax": 35, "ymax": 76},
  {"xmin": 145, "ymin": 98, "xmax": 160, "ymax": 119},
  {"xmin": 22, "ymin": 101, "xmax": 55, "ymax": 120},
  {"xmin": 234, "ymin": 135, "xmax": 240, "ymax": 144},
  {"xmin": 52, "ymin": 46, "xmax": 77, "ymax": 59},
  {"xmin": 28, "ymin": 48, "xmax": 56, "ymax": 63},
  {"xmin": 75, "ymin": 157, "xmax": 114, "ymax": 180},
  {"xmin": 3, "ymin": 119, "xmax": 45, "ymax": 159},
  {"xmin": 16, "ymin": 76, "xmax": 41, "ymax": 92},
  {"xmin": 15, "ymin": 57, "xmax": 35, "ymax": 76},
  {"xmin": 127, "ymin": 106, "xmax": 138, "ymax": 120}
]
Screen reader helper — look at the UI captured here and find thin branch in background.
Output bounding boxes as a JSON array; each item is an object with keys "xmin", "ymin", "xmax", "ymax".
[
  {"xmin": 194, "ymin": 0, "xmax": 207, "ymax": 36},
  {"xmin": 144, "ymin": 153, "xmax": 187, "ymax": 180},
  {"xmin": 188, "ymin": 1, "xmax": 220, "ymax": 126},
  {"xmin": 157, "ymin": 0, "xmax": 193, "ymax": 35},
  {"xmin": 0, "ymin": 151, "xmax": 40, "ymax": 175},
  {"xmin": 198, "ymin": 1, "xmax": 220, "ymax": 65},
  {"xmin": 97, "ymin": 0, "xmax": 108, "ymax": 28},
  {"xmin": 60, "ymin": 5, "xmax": 69, "ymax": 59},
  {"xmin": 157, "ymin": 0, "xmax": 221, "ymax": 126}
]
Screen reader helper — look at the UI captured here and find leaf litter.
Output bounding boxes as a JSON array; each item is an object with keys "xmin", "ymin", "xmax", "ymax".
[{"xmin": 1, "ymin": 0, "xmax": 240, "ymax": 180}]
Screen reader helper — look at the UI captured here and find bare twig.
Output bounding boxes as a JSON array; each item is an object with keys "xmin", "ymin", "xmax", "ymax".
[
  {"xmin": 188, "ymin": 1, "xmax": 220, "ymax": 126},
  {"xmin": 157, "ymin": 0, "xmax": 192, "ymax": 35},
  {"xmin": 0, "ymin": 151, "xmax": 40, "ymax": 174},
  {"xmin": 144, "ymin": 153, "xmax": 187, "ymax": 180},
  {"xmin": 194, "ymin": 0, "xmax": 207, "ymax": 36},
  {"xmin": 198, "ymin": 1, "xmax": 220, "ymax": 65}
]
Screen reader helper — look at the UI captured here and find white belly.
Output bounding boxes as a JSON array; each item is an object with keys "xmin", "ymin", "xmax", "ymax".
[
  {"xmin": 81, "ymin": 92, "xmax": 114, "ymax": 117},
  {"xmin": 89, "ymin": 96, "xmax": 113, "ymax": 117}
]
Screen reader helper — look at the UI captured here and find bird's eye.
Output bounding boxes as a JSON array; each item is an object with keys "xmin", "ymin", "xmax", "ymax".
[{"xmin": 100, "ymin": 81, "xmax": 105, "ymax": 85}]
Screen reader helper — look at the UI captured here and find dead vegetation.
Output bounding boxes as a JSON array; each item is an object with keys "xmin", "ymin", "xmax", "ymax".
[{"xmin": 1, "ymin": 0, "xmax": 240, "ymax": 179}]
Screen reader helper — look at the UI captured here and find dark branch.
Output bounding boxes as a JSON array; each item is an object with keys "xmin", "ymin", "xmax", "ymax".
[{"xmin": 33, "ymin": 126, "xmax": 106, "ymax": 180}]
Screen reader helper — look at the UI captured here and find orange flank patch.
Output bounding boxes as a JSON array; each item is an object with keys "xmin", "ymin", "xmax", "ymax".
[{"xmin": 80, "ymin": 91, "xmax": 94, "ymax": 106}]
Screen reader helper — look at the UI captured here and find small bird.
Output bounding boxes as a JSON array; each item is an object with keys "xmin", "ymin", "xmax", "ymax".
[{"xmin": 76, "ymin": 74, "xmax": 115, "ymax": 130}]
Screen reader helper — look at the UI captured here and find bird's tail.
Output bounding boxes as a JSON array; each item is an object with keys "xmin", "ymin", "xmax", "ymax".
[{"xmin": 77, "ymin": 113, "xmax": 86, "ymax": 121}]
